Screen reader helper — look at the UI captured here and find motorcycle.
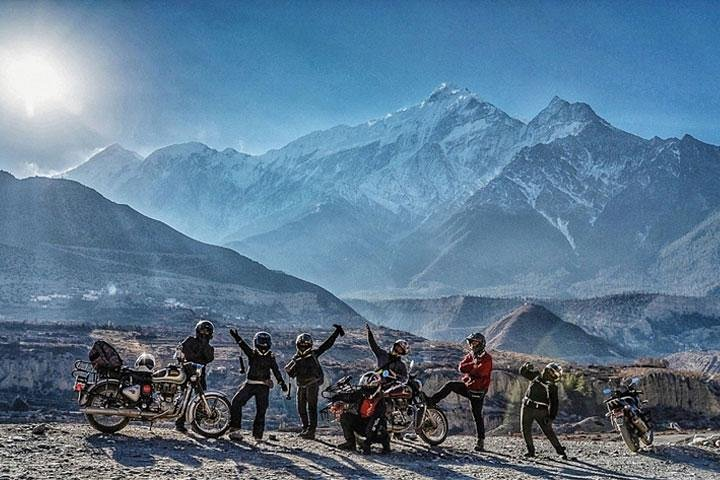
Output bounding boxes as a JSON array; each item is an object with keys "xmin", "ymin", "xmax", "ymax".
[
  {"xmin": 72, "ymin": 348, "xmax": 231, "ymax": 438},
  {"xmin": 603, "ymin": 377, "xmax": 653, "ymax": 452},
  {"xmin": 321, "ymin": 361, "xmax": 449, "ymax": 446}
]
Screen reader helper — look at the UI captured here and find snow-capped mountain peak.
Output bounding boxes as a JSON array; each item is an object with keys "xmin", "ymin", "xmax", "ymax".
[
  {"xmin": 144, "ymin": 141, "xmax": 213, "ymax": 161},
  {"xmin": 425, "ymin": 82, "xmax": 472, "ymax": 103},
  {"xmin": 522, "ymin": 96, "xmax": 607, "ymax": 146},
  {"xmin": 61, "ymin": 143, "xmax": 143, "ymax": 190}
]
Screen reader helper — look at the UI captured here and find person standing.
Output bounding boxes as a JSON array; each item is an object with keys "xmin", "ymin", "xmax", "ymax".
[
  {"xmin": 427, "ymin": 332, "xmax": 492, "ymax": 451},
  {"xmin": 175, "ymin": 320, "xmax": 215, "ymax": 433},
  {"xmin": 228, "ymin": 329, "xmax": 287, "ymax": 441},
  {"xmin": 285, "ymin": 324, "xmax": 345, "ymax": 439},
  {"xmin": 366, "ymin": 323, "xmax": 409, "ymax": 383},
  {"xmin": 519, "ymin": 361, "xmax": 567, "ymax": 459}
]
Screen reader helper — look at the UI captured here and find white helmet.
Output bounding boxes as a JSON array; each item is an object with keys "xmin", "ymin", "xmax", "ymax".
[
  {"xmin": 542, "ymin": 362, "xmax": 563, "ymax": 382},
  {"xmin": 358, "ymin": 371, "xmax": 382, "ymax": 390},
  {"xmin": 135, "ymin": 353, "xmax": 156, "ymax": 372}
]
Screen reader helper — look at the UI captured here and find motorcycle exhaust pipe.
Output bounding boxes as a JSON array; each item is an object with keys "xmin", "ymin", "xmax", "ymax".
[{"xmin": 81, "ymin": 407, "xmax": 166, "ymax": 420}]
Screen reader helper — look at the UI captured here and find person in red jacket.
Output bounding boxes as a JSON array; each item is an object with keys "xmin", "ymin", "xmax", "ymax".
[{"xmin": 427, "ymin": 332, "xmax": 492, "ymax": 451}]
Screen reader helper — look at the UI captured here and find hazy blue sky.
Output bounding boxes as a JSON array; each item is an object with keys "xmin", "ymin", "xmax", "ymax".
[{"xmin": 0, "ymin": 0, "xmax": 718, "ymax": 177}]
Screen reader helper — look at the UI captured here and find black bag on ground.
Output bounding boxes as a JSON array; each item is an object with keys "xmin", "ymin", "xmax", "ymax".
[{"xmin": 89, "ymin": 340, "xmax": 123, "ymax": 373}]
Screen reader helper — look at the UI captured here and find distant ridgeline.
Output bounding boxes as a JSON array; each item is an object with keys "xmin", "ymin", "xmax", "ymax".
[
  {"xmin": 348, "ymin": 295, "xmax": 720, "ymax": 361},
  {"xmin": 0, "ymin": 172, "xmax": 362, "ymax": 328}
]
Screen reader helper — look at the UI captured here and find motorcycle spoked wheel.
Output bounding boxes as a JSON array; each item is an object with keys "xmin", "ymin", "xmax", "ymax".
[
  {"xmin": 417, "ymin": 407, "xmax": 449, "ymax": 446},
  {"xmin": 619, "ymin": 423, "xmax": 640, "ymax": 453},
  {"xmin": 85, "ymin": 381, "xmax": 130, "ymax": 434},
  {"xmin": 190, "ymin": 393, "xmax": 232, "ymax": 438}
]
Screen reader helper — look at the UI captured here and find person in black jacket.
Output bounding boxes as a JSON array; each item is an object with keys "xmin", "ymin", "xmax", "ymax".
[
  {"xmin": 366, "ymin": 324, "xmax": 409, "ymax": 383},
  {"xmin": 228, "ymin": 329, "xmax": 287, "ymax": 441},
  {"xmin": 333, "ymin": 371, "xmax": 390, "ymax": 454},
  {"xmin": 285, "ymin": 324, "xmax": 345, "ymax": 439},
  {"xmin": 519, "ymin": 362, "xmax": 567, "ymax": 459},
  {"xmin": 175, "ymin": 320, "xmax": 215, "ymax": 433}
]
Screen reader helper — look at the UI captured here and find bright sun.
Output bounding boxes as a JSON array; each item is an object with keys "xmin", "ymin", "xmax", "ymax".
[{"xmin": 3, "ymin": 53, "xmax": 67, "ymax": 117}]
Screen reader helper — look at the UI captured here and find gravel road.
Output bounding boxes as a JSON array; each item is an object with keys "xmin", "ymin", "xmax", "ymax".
[{"xmin": 1, "ymin": 422, "xmax": 719, "ymax": 479}]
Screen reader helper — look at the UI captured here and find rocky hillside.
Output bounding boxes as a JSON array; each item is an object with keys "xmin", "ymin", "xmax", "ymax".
[
  {"xmin": 666, "ymin": 351, "xmax": 720, "ymax": 377},
  {"xmin": 483, "ymin": 304, "xmax": 626, "ymax": 363},
  {"xmin": 0, "ymin": 172, "xmax": 362, "ymax": 327},
  {"xmin": 2, "ymin": 322, "xmax": 719, "ymax": 436},
  {"xmin": 348, "ymin": 293, "xmax": 720, "ymax": 357}
]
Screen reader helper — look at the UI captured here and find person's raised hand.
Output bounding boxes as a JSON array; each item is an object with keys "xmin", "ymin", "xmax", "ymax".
[{"xmin": 229, "ymin": 328, "xmax": 241, "ymax": 343}]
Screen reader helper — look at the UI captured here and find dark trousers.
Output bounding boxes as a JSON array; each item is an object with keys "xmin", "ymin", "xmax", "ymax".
[
  {"xmin": 520, "ymin": 405, "xmax": 564, "ymax": 455},
  {"xmin": 230, "ymin": 383, "xmax": 270, "ymax": 438},
  {"xmin": 297, "ymin": 382, "xmax": 320, "ymax": 430},
  {"xmin": 431, "ymin": 381, "xmax": 486, "ymax": 440},
  {"xmin": 340, "ymin": 412, "xmax": 389, "ymax": 451}
]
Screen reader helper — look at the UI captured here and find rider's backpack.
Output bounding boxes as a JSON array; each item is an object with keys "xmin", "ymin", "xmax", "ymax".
[{"xmin": 89, "ymin": 340, "xmax": 123, "ymax": 373}]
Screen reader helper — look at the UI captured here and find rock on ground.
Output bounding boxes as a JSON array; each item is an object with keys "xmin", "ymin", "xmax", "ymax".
[{"xmin": 0, "ymin": 422, "xmax": 719, "ymax": 479}]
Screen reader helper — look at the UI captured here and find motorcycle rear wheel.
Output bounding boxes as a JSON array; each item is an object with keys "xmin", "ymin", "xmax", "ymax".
[
  {"xmin": 417, "ymin": 407, "xmax": 448, "ymax": 446},
  {"xmin": 85, "ymin": 381, "xmax": 130, "ymax": 434},
  {"xmin": 619, "ymin": 423, "xmax": 640, "ymax": 452}
]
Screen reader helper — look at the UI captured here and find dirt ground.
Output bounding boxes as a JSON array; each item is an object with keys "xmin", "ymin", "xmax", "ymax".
[{"xmin": 1, "ymin": 422, "xmax": 719, "ymax": 479}]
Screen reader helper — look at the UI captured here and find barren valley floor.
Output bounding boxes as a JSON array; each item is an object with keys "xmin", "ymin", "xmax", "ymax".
[{"xmin": 1, "ymin": 422, "xmax": 719, "ymax": 479}]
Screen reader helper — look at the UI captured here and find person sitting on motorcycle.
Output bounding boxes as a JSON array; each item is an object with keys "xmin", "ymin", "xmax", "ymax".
[
  {"xmin": 175, "ymin": 319, "xmax": 215, "ymax": 433},
  {"xmin": 285, "ymin": 324, "xmax": 345, "ymax": 440},
  {"xmin": 366, "ymin": 323, "xmax": 409, "ymax": 383},
  {"xmin": 228, "ymin": 329, "xmax": 287, "ymax": 441},
  {"xmin": 519, "ymin": 361, "xmax": 567, "ymax": 459},
  {"xmin": 333, "ymin": 371, "xmax": 390, "ymax": 454},
  {"xmin": 427, "ymin": 332, "xmax": 492, "ymax": 452}
]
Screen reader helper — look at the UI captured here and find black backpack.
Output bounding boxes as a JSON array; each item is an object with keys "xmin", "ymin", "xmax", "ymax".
[{"xmin": 89, "ymin": 340, "xmax": 123, "ymax": 373}]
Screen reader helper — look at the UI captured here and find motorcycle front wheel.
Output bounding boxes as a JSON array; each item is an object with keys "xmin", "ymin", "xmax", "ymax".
[
  {"xmin": 190, "ymin": 392, "xmax": 232, "ymax": 438},
  {"xmin": 619, "ymin": 423, "xmax": 640, "ymax": 452},
  {"xmin": 417, "ymin": 407, "xmax": 449, "ymax": 446},
  {"xmin": 85, "ymin": 381, "xmax": 130, "ymax": 434}
]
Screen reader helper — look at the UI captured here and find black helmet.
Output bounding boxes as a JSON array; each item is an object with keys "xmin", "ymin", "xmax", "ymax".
[
  {"xmin": 392, "ymin": 339, "xmax": 410, "ymax": 356},
  {"xmin": 254, "ymin": 331, "xmax": 272, "ymax": 353},
  {"xmin": 196, "ymin": 320, "xmax": 214, "ymax": 339},
  {"xmin": 466, "ymin": 332, "xmax": 486, "ymax": 354},
  {"xmin": 296, "ymin": 333, "xmax": 313, "ymax": 353}
]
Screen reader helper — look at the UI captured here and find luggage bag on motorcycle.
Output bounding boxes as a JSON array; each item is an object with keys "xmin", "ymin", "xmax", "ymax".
[{"xmin": 89, "ymin": 340, "xmax": 123, "ymax": 375}]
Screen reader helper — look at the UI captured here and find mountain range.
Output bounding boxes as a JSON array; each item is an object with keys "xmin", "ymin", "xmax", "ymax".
[
  {"xmin": 62, "ymin": 84, "xmax": 720, "ymax": 297},
  {"xmin": 0, "ymin": 171, "xmax": 362, "ymax": 328},
  {"xmin": 347, "ymin": 292, "xmax": 720, "ymax": 358}
]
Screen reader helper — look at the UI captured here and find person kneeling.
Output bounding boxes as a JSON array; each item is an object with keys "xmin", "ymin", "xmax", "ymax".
[{"xmin": 332, "ymin": 372, "xmax": 390, "ymax": 454}]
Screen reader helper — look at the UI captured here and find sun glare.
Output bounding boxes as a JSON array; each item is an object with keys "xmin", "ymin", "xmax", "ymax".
[{"xmin": 2, "ymin": 52, "xmax": 67, "ymax": 116}]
